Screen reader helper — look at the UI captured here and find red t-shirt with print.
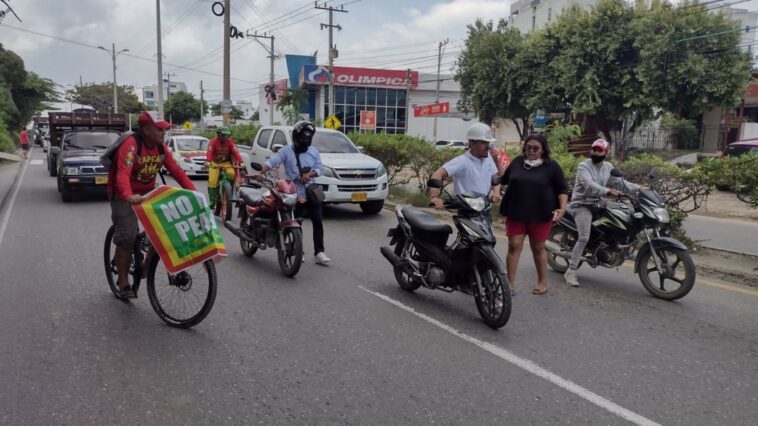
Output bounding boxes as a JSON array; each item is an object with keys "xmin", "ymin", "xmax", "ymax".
[
  {"xmin": 107, "ymin": 135, "xmax": 196, "ymax": 199},
  {"xmin": 207, "ymin": 137, "xmax": 243, "ymax": 165}
]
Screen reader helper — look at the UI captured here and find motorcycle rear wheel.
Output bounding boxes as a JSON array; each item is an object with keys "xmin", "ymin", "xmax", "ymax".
[
  {"xmin": 474, "ymin": 261, "xmax": 511, "ymax": 329},
  {"xmin": 394, "ymin": 241, "xmax": 421, "ymax": 292},
  {"xmin": 637, "ymin": 247, "xmax": 695, "ymax": 301},
  {"xmin": 546, "ymin": 226, "xmax": 575, "ymax": 273}
]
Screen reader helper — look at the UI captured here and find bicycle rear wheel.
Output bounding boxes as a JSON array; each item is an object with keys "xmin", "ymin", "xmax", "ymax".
[
  {"xmin": 104, "ymin": 225, "xmax": 141, "ymax": 299},
  {"xmin": 145, "ymin": 254, "xmax": 217, "ymax": 328}
]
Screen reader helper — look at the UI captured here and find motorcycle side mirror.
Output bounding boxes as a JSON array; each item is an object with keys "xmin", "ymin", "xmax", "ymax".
[
  {"xmin": 251, "ymin": 162, "xmax": 263, "ymax": 171},
  {"xmin": 647, "ymin": 168, "xmax": 658, "ymax": 180},
  {"xmin": 271, "ymin": 143, "xmax": 284, "ymax": 153},
  {"xmin": 427, "ymin": 178, "xmax": 444, "ymax": 189},
  {"xmin": 610, "ymin": 168, "xmax": 623, "ymax": 178}
]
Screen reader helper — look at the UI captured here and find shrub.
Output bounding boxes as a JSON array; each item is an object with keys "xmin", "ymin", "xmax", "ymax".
[
  {"xmin": 698, "ymin": 153, "xmax": 758, "ymax": 208},
  {"xmin": 348, "ymin": 132, "xmax": 414, "ymax": 187}
]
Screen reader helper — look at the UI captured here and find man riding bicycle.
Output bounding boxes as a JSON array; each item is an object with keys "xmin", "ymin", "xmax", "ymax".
[
  {"xmin": 206, "ymin": 127, "xmax": 244, "ymax": 207},
  {"xmin": 108, "ymin": 111, "xmax": 196, "ymax": 299}
]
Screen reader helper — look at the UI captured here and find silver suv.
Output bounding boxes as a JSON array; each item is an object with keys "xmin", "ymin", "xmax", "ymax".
[{"xmin": 249, "ymin": 126, "xmax": 388, "ymax": 214}]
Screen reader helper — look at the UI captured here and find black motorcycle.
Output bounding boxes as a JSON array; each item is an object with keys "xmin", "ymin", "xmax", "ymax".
[
  {"xmin": 545, "ymin": 169, "xmax": 696, "ymax": 300},
  {"xmin": 380, "ymin": 180, "xmax": 511, "ymax": 329}
]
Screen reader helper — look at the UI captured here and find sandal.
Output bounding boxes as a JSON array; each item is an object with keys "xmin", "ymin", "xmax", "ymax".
[{"xmin": 531, "ymin": 287, "xmax": 548, "ymax": 295}]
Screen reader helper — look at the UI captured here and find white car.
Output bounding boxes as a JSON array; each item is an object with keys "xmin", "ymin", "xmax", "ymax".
[
  {"xmin": 249, "ymin": 126, "xmax": 389, "ymax": 214},
  {"xmin": 166, "ymin": 135, "xmax": 211, "ymax": 177},
  {"xmin": 434, "ymin": 140, "xmax": 451, "ymax": 150}
]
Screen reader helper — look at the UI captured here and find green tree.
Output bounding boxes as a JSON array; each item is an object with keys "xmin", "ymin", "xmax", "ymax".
[
  {"xmin": 210, "ymin": 102, "xmax": 243, "ymax": 119},
  {"xmin": 455, "ymin": 20, "xmax": 531, "ymax": 140},
  {"xmin": 276, "ymin": 88, "xmax": 308, "ymax": 125},
  {"xmin": 66, "ymin": 83, "xmax": 142, "ymax": 113},
  {"xmin": 164, "ymin": 91, "xmax": 207, "ymax": 125}
]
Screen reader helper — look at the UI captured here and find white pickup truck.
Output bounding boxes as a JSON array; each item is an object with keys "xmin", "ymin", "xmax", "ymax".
[{"xmin": 248, "ymin": 126, "xmax": 388, "ymax": 214}]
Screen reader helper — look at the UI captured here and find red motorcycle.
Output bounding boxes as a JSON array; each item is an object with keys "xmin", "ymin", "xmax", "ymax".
[{"xmin": 224, "ymin": 163, "xmax": 303, "ymax": 277}]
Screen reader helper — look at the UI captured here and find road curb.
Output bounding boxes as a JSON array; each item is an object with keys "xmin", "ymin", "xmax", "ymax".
[
  {"xmin": 0, "ymin": 158, "xmax": 24, "ymax": 214},
  {"xmin": 384, "ymin": 198, "xmax": 758, "ymax": 288}
]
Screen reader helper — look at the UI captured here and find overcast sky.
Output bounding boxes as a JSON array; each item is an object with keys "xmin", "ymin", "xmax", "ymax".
[
  {"xmin": 1, "ymin": 0, "xmax": 757, "ymax": 111},
  {"xmin": 0, "ymin": 0, "xmax": 509, "ymax": 110}
]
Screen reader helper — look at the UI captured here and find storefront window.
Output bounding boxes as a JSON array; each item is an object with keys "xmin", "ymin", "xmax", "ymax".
[{"xmin": 327, "ymin": 86, "xmax": 407, "ymax": 134}]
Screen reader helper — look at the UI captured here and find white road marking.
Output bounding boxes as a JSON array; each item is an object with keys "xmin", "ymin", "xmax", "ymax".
[
  {"xmin": 359, "ymin": 285, "xmax": 660, "ymax": 426},
  {"xmin": 0, "ymin": 160, "xmax": 28, "ymax": 248},
  {"xmin": 30, "ymin": 159, "xmax": 43, "ymax": 165}
]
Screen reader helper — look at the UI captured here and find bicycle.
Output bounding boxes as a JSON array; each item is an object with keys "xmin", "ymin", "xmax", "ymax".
[
  {"xmin": 104, "ymin": 226, "xmax": 218, "ymax": 328},
  {"xmin": 207, "ymin": 163, "xmax": 244, "ymax": 222}
]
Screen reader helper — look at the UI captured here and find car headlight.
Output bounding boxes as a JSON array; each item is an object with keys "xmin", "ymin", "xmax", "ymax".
[
  {"xmin": 182, "ymin": 157, "xmax": 193, "ymax": 164},
  {"xmin": 322, "ymin": 167, "xmax": 336, "ymax": 178},
  {"xmin": 654, "ymin": 207, "xmax": 670, "ymax": 224},
  {"xmin": 376, "ymin": 164, "xmax": 387, "ymax": 177},
  {"xmin": 281, "ymin": 193, "xmax": 298, "ymax": 206},
  {"xmin": 65, "ymin": 167, "xmax": 80, "ymax": 175}
]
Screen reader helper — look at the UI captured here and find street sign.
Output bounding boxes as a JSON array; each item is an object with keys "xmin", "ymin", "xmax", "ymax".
[
  {"xmin": 413, "ymin": 102, "xmax": 450, "ymax": 117},
  {"xmin": 220, "ymin": 100, "xmax": 233, "ymax": 114},
  {"xmin": 325, "ymin": 114, "xmax": 341, "ymax": 130},
  {"xmin": 360, "ymin": 110, "xmax": 376, "ymax": 130},
  {"xmin": 533, "ymin": 108, "xmax": 547, "ymax": 127},
  {"xmin": 182, "ymin": 121, "xmax": 193, "ymax": 131}
]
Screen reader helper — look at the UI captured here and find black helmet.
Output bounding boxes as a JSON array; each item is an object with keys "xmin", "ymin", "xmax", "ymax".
[{"xmin": 292, "ymin": 121, "xmax": 316, "ymax": 153}]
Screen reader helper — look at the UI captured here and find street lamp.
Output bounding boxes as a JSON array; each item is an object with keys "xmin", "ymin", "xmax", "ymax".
[{"xmin": 98, "ymin": 43, "xmax": 129, "ymax": 113}]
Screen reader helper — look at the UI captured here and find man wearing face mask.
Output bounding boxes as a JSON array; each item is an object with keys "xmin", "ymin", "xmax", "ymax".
[
  {"xmin": 564, "ymin": 139, "xmax": 641, "ymax": 287},
  {"xmin": 258, "ymin": 121, "xmax": 329, "ymax": 265}
]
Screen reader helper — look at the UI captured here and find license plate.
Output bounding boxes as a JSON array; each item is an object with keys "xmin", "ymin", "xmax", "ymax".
[
  {"xmin": 351, "ymin": 192, "xmax": 368, "ymax": 202},
  {"xmin": 95, "ymin": 176, "xmax": 108, "ymax": 185}
]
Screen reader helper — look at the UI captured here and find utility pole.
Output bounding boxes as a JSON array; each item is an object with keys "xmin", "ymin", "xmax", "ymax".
[
  {"xmin": 433, "ymin": 39, "xmax": 449, "ymax": 142},
  {"xmin": 316, "ymin": 2, "xmax": 348, "ymax": 119},
  {"xmin": 156, "ymin": 0, "xmax": 164, "ymax": 116},
  {"xmin": 200, "ymin": 80, "xmax": 205, "ymax": 127},
  {"xmin": 164, "ymin": 72, "xmax": 176, "ymax": 123},
  {"xmin": 247, "ymin": 31, "xmax": 276, "ymax": 125},
  {"xmin": 97, "ymin": 43, "xmax": 129, "ymax": 113},
  {"xmin": 223, "ymin": 0, "xmax": 231, "ymax": 125}
]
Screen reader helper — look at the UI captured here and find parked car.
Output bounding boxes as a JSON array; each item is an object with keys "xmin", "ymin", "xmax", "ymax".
[
  {"xmin": 166, "ymin": 135, "xmax": 211, "ymax": 177},
  {"xmin": 249, "ymin": 126, "xmax": 389, "ymax": 214},
  {"xmin": 449, "ymin": 140, "xmax": 467, "ymax": 149},
  {"xmin": 724, "ymin": 139, "xmax": 758, "ymax": 157},
  {"xmin": 434, "ymin": 140, "xmax": 451, "ymax": 149},
  {"xmin": 56, "ymin": 130, "xmax": 120, "ymax": 202}
]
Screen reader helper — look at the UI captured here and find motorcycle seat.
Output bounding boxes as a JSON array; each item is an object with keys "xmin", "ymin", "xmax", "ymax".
[
  {"xmin": 239, "ymin": 187, "xmax": 264, "ymax": 206},
  {"xmin": 401, "ymin": 207, "xmax": 452, "ymax": 234}
]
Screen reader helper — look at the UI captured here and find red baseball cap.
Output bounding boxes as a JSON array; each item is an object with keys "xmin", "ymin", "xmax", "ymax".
[
  {"xmin": 138, "ymin": 111, "xmax": 172, "ymax": 130},
  {"xmin": 591, "ymin": 139, "xmax": 610, "ymax": 152}
]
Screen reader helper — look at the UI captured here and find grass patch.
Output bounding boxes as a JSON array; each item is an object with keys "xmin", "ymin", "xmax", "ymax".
[{"xmin": 389, "ymin": 186, "xmax": 432, "ymax": 207}]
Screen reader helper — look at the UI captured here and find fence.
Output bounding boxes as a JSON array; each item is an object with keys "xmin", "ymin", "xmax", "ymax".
[{"xmin": 628, "ymin": 125, "xmax": 700, "ymax": 151}]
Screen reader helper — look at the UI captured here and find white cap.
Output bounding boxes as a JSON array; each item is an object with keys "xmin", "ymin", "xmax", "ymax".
[{"xmin": 466, "ymin": 122, "xmax": 495, "ymax": 143}]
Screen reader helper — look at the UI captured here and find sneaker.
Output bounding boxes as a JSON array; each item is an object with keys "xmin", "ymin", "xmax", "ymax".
[
  {"xmin": 315, "ymin": 252, "xmax": 331, "ymax": 266},
  {"xmin": 115, "ymin": 285, "xmax": 136, "ymax": 300},
  {"xmin": 564, "ymin": 269, "xmax": 580, "ymax": 287}
]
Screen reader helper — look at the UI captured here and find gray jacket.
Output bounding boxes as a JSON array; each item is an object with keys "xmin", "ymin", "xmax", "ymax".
[{"xmin": 570, "ymin": 159, "xmax": 640, "ymax": 205}]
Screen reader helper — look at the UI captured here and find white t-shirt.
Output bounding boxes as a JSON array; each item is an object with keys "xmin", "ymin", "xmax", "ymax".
[{"xmin": 442, "ymin": 152, "xmax": 498, "ymax": 196}]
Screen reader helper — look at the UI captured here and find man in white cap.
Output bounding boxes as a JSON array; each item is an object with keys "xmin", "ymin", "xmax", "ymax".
[
  {"xmin": 429, "ymin": 122, "xmax": 501, "ymax": 209},
  {"xmin": 564, "ymin": 138, "xmax": 641, "ymax": 287}
]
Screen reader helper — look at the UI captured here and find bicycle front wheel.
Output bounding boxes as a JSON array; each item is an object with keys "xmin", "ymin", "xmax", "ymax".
[{"xmin": 146, "ymin": 254, "xmax": 217, "ymax": 328}]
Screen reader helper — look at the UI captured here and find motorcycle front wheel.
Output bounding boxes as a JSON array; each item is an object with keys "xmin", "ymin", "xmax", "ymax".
[
  {"xmin": 637, "ymin": 246, "xmax": 696, "ymax": 301},
  {"xmin": 474, "ymin": 261, "xmax": 511, "ymax": 329},
  {"xmin": 277, "ymin": 227, "xmax": 303, "ymax": 278},
  {"xmin": 239, "ymin": 212, "xmax": 258, "ymax": 257}
]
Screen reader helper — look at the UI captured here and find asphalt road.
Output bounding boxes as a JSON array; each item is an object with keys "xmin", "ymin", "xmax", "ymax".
[{"xmin": 1, "ymin": 150, "xmax": 757, "ymax": 425}]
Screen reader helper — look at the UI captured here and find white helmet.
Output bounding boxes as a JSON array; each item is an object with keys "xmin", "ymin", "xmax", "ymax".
[{"xmin": 466, "ymin": 122, "xmax": 495, "ymax": 143}]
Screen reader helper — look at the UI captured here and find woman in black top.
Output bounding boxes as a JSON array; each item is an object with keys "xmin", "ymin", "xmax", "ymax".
[{"xmin": 499, "ymin": 134, "xmax": 568, "ymax": 295}]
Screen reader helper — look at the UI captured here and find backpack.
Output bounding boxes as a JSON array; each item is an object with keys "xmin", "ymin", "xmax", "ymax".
[{"xmin": 100, "ymin": 131, "xmax": 165, "ymax": 170}]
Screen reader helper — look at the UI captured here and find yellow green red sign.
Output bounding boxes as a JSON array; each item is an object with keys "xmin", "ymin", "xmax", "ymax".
[{"xmin": 133, "ymin": 186, "xmax": 226, "ymax": 273}]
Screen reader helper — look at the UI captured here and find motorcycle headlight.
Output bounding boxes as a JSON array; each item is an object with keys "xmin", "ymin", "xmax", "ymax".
[
  {"xmin": 65, "ymin": 167, "xmax": 80, "ymax": 175},
  {"xmin": 321, "ymin": 167, "xmax": 336, "ymax": 178},
  {"xmin": 376, "ymin": 164, "xmax": 387, "ymax": 177},
  {"xmin": 463, "ymin": 196, "xmax": 486, "ymax": 212},
  {"xmin": 281, "ymin": 193, "xmax": 298, "ymax": 206},
  {"xmin": 654, "ymin": 207, "xmax": 670, "ymax": 224}
]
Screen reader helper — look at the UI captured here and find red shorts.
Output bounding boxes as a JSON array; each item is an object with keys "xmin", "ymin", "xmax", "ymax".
[{"xmin": 505, "ymin": 218, "xmax": 552, "ymax": 241}]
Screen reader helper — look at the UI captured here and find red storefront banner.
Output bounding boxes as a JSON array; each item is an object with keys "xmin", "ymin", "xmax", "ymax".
[
  {"xmin": 413, "ymin": 102, "xmax": 450, "ymax": 117},
  {"xmin": 360, "ymin": 110, "xmax": 376, "ymax": 129},
  {"xmin": 301, "ymin": 65, "xmax": 418, "ymax": 89}
]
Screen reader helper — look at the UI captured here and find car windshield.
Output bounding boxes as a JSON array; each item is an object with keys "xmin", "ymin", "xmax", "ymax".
[
  {"xmin": 176, "ymin": 137, "xmax": 209, "ymax": 151},
  {"xmin": 436, "ymin": 141, "xmax": 448, "ymax": 146},
  {"xmin": 312, "ymin": 132, "xmax": 359, "ymax": 153},
  {"xmin": 64, "ymin": 132, "xmax": 120, "ymax": 150},
  {"xmin": 451, "ymin": 141, "xmax": 466, "ymax": 147}
]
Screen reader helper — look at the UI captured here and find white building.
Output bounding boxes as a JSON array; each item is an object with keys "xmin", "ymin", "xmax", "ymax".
[
  {"xmin": 508, "ymin": 0, "xmax": 597, "ymax": 34},
  {"xmin": 142, "ymin": 79, "xmax": 188, "ymax": 109},
  {"xmin": 236, "ymin": 101, "xmax": 255, "ymax": 119}
]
